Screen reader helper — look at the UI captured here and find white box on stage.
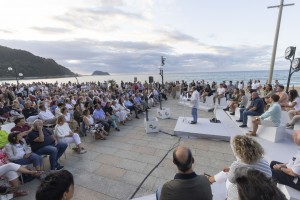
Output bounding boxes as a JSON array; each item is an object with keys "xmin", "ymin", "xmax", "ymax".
[
  {"xmin": 144, "ymin": 117, "xmax": 159, "ymax": 133},
  {"xmin": 257, "ymin": 125, "xmax": 286, "ymax": 143},
  {"xmin": 156, "ymin": 107, "xmax": 171, "ymax": 119}
]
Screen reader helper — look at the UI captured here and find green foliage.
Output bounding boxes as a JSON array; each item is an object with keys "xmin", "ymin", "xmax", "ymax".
[
  {"xmin": 0, "ymin": 45, "xmax": 74, "ymax": 78},
  {"xmin": 107, "ymin": 79, "xmax": 116, "ymax": 85}
]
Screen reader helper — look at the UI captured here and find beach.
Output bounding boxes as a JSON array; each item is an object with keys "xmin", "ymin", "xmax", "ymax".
[{"xmin": 2, "ymin": 70, "xmax": 300, "ymax": 87}]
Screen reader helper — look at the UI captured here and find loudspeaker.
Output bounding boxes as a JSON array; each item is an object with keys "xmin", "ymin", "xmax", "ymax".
[
  {"xmin": 134, "ymin": 77, "xmax": 137, "ymax": 82},
  {"xmin": 149, "ymin": 76, "xmax": 154, "ymax": 83}
]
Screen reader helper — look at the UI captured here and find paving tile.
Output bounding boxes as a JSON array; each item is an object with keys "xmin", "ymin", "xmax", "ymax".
[
  {"xmin": 94, "ymin": 164, "xmax": 126, "ymax": 180},
  {"xmin": 72, "ymin": 160, "xmax": 102, "ymax": 173},
  {"xmin": 122, "ymin": 170, "xmax": 147, "ymax": 186},
  {"xmin": 116, "ymin": 158, "xmax": 148, "ymax": 173},
  {"xmin": 131, "ymin": 145, "xmax": 157, "ymax": 155},
  {"xmin": 94, "ymin": 153, "xmax": 120, "ymax": 165},
  {"xmin": 106, "ymin": 179, "xmax": 137, "ymax": 199},
  {"xmin": 73, "ymin": 185, "xmax": 111, "ymax": 200}
]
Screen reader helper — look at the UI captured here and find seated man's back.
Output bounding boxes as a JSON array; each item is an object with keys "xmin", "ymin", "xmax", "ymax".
[
  {"xmin": 161, "ymin": 173, "xmax": 212, "ymax": 200},
  {"xmin": 159, "ymin": 146, "xmax": 212, "ymax": 200}
]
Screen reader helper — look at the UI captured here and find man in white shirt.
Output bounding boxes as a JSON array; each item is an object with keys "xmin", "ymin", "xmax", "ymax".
[
  {"xmin": 270, "ymin": 130, "xmax": 300, "ymax": 191},
  {"xmin": 190, "ymin": 87, "xmax": 199, "ymax": 124},
  {"xmin": 213, "ymin": 84, "xmax": 225, "ymax": 105},
  {"xmin": 38, "ymin": 105, "xmax": 57, "ymax": 124}
]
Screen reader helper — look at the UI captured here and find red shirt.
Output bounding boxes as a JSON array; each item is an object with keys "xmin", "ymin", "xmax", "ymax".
[{"xmin": 11, "ymin": 124, "xmax": 31, "ymax": 133}]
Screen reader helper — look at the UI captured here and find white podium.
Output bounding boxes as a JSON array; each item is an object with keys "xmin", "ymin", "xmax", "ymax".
[
  {"xmin": 156, "ymin": 107, "xmax": 171, "ymax": 119},
  {"xmin": 144, "ymin": 118, "xmax": 159, "ymax": 133}
]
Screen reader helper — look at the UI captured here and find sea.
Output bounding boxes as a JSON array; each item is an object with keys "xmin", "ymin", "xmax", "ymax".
[{"xmin": 1, "ymin": 70, "xmax": 300, "ymax": 86}]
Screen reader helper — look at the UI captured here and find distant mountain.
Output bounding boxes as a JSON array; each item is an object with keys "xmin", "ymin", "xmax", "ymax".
[
  {"xmin": 92, "ymin": 71, "xmax": 110, "ymax": 75},
  {"xmin": 0, "ymin": 45, "xmax": 75, "ymax": 78}
]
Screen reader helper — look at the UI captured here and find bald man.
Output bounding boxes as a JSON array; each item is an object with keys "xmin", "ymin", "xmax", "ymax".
[
  {"xmin": 157, "ymin": 146, "xmax": 212, "ymax": 200},
  {"xmin": 270, "ymin": 130, "xmax": 300, "ymax": 191},
  {"xmin": 236, "ymin": 92, "xmax": 264, "ymax": 128},
  {"xmin": 27, "ymin": 120, "xmax": 67, "ymax": 170}
]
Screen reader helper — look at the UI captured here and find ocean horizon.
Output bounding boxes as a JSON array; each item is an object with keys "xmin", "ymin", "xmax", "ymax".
[{"xmin": 1, "ymin": 70, "xmax": 300, "ymax": 86}]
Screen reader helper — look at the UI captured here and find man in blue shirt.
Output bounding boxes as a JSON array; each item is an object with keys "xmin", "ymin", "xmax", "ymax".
[
  {"xmin": 124, "ymin": 96, "xmax": 139, "ymax": 119},
  {"xmin": 237, "ymin": 92, "xmax": 264, "ymax": 128},
  {"xmin": 93, "ymin": 103, "xmax": 112, "ymax": 132},
  {"xmin": 27, "ymin": 120, "xmax": 67, "ymax": 170},
  {"xmin": 247, "ymin": 94, "xmax": 281, "ymax": 136}
]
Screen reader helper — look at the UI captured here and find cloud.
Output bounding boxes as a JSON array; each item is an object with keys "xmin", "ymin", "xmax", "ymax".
[
  {"xmin": 54, "ymin": 7, "xmax": 144, "ymax": 31},
  {"xmin": 30, "ymin": 27, "xmax": 70, "ymax": 34},
  {"xmin": 158, "ymin": 30, "xmax": 199, "ymax": 43},
  {"xmin": 0, "ymin": 29, "xmax": 13, "ymax": 34},
  {"xmin": 0, "ymin": 38, "xmax": 274, "ymax": 75}
]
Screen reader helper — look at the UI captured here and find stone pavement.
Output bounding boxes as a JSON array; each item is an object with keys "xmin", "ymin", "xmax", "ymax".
[{"xmin": 18, "ymin": 98, "xmax": 236, "ymax": 200}]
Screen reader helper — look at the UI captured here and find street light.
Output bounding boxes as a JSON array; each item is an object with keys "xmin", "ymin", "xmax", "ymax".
[
  {"xmin": 7, "ymin": 67, "xmax": 24, "ymax": 90},
  {"xmin": 285, "ymin": 46, "xmax": 298, "ymax": 92},
  {"xmin": 158, "ymin": 56, "xmax": 166, "ymax": 110}
]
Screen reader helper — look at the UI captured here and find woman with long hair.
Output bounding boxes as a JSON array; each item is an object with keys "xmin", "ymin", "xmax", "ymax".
[{"xmin": 5, "ymin": 132, "xmax": 43, "ymax": 171}]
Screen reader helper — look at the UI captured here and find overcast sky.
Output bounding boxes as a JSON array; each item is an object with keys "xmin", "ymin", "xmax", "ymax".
[{"xmin": 0, "ymin": 0, "xmax": 299, "ymax": 75}]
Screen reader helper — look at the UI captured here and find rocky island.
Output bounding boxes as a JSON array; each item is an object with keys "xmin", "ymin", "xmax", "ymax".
[{"xmin": 92, "ymin": 71, "xmax": 110, "ymax": 75}]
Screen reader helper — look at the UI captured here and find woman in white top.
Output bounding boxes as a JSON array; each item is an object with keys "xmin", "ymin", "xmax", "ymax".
[
  {"xmin": 5, "ymin": 132, "xmax": 43, "ymax": 171},
  {"xmin": 282, "ymin": 89, "xmax": 300, "ymax": 111},
  {"xmin": 54, "ymin": 115, "xmax": 86, "ymax": 154},
  {"xmin": 111, "ymin": 100, "xmax": 128, "ymax": 124},
  {"xmin": 82, "ymin": 109, "xmax": 107, "ymax": 140},
  {"xmin": 117, "ymin": 98, "xmax": 132, "ymax": 118}
]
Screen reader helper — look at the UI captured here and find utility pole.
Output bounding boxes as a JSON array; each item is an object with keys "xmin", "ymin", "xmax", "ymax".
[{"xmin": 267, "ymin": 0, "xmax": 294, "ymax": 84}]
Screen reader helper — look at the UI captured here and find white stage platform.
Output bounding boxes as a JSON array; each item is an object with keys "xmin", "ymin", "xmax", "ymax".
[
  {"xmin": 225, "ymin": 110, "xmax": 298, "ymax": 163},
  {"xmin": 174, "ymin": 109, "xmax": 299, "ymax": 163},
  {"xmin": 174, "ymin": 118, "xmax": 238, "ymax": 142}
]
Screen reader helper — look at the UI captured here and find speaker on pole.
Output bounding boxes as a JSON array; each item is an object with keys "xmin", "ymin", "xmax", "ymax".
[
  {"xmin": 134, "ymin": 77, "xmax": 137, "ymax": 82},
  {"xmin": 149, "ymin": 76, "xmax": 154, "ymax": 83}
]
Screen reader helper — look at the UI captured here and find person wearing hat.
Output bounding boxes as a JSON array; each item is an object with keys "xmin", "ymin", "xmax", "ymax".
[
  {"xmin": 190, "ymin": 86, "xmax": 199, "ymax": 124},
  {"xmin": 276, "ymin": 84, "xmax": 288, "ymax": 107}
]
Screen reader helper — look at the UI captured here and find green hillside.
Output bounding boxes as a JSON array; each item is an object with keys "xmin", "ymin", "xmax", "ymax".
[{"xmin": 0, "ymin": 45, "xmax": 75, "ymax": 78}]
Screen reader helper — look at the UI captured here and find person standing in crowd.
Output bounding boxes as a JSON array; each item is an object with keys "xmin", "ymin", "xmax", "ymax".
[{"xmin": 190, "ymin": 87, "xmax": 199, "ymax": 124}]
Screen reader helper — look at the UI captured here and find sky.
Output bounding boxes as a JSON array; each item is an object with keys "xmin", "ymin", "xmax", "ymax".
[{"xmin": 0, "ymin": 0, "xmax": 299, "ymax": 75}]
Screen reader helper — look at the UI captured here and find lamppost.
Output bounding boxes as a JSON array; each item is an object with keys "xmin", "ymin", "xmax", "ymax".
[
  {"xmin": 158, "ymin": 56, "xmax": 166, "ymax": 110},
  {"xmin": 7, "ymin": 67, "xmax": 24, "ymax": 90},
  {"xmin": 285, "ymin": 46, "xmax": 299, "ymax": 92}
]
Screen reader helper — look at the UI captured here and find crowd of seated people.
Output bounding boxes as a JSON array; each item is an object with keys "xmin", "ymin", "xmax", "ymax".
[
  {"xmin": 0, "ymin": 79, "xmax": 300, "ymax": 199},
  {"xmin": 0, "ymin": 80, "xmax": 165, "ymax": 197}
]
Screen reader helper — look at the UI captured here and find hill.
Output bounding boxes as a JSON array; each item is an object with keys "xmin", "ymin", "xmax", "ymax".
[
  {"xmin": 92, "ymin": 71, "xmax": 110, "ymax": 75},
  {"xmin": 0, "ymin": 45, "xmax": 75, "ymax": 78}
]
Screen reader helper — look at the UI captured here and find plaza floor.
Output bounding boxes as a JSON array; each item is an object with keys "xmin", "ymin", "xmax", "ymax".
[{"xmin": 18, "ymin": 98, "xmax": 235, "ymax": 200}]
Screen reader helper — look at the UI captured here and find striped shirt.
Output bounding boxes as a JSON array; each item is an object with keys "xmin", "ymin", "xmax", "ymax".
[{"xmin": 226, "ymin": 158, "xmax": 272, "ymax": 200}]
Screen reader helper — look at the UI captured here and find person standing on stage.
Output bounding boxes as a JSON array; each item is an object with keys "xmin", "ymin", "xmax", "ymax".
[{"xmin": 190, "ymin": 86, "xmax": 199, "ymax": 124}]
